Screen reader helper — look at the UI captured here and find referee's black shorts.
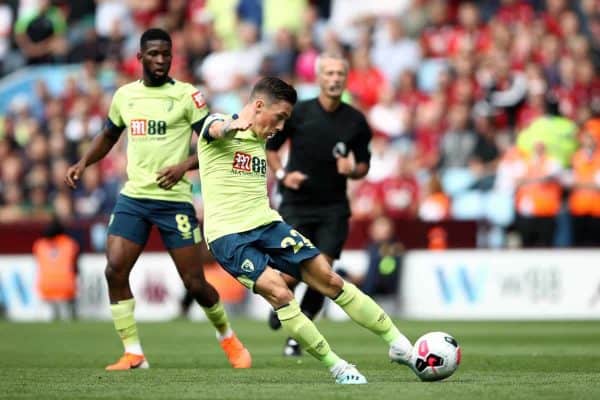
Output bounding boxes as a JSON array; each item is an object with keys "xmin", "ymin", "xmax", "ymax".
[{"xmin": 280, "ymin": 204, "xmax": 349, "ymax": 260}]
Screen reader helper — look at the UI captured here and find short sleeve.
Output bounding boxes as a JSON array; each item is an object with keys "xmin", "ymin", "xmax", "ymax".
[
  {"xmin": 185, "ymin": 85, "xmax": 210, "ymax": 128},
  {"xmin": 107, "ymin": 89, "xmax": 125, "ymax": 129},
  {"xmin": 351, "ymin": 114, "xmax": 372, "ymax": 164},
  {"xmin": 201, "ymin": 113, "xmax": 227, "ymax": 143}
]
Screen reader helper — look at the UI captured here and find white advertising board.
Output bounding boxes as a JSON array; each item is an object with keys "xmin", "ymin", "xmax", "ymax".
[
  {"xmin": 402, "ymin": 250, "xmax": 600, "ymax": 319},
  {"xmin": 1, "ymin": 254, "xmax": 199, "ymax": 321}
]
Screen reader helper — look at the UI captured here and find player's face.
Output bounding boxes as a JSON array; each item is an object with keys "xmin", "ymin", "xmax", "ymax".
[
  {"xmin": 254, "ymin": 99, "xmax": 293, "ymax": 139},
  {"xmin": 318, "ymin": 58, "xmax": 347, "ymax": 99},
  {"xmin": 138, "ymin": 40, "xmax": 172, "ymax": 84}
]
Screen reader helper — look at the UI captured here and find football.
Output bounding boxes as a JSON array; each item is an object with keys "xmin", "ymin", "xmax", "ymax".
[{"xmin": 412, "ymin": 331, "xmax": 461, "ymax": 382}]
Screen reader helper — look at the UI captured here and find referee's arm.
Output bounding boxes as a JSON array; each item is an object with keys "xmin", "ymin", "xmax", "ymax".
[{"xmin": 348, "ymin": 161, "xmax": 369, "ymax": 179}]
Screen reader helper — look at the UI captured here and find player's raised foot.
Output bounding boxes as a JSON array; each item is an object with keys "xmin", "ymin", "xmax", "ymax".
[
  {"xmin": 268, "ymin": 310, "xmax": 282, "ymax": 330},
  {"xmin": 389, "ymin": 336, "xmax": 415, "ymax": 368},
  {"xmin": 105, "ymin": 353, "xmax": 149, "ymax": 371},
  {"xmin": 330, "ymin": 361, "xmax": 368, "ymax": 384},
  {"xmin": 219, "ymin": 333, "xmax": 252, "ymax": 368},
  {"xmin": 283, "ymin": 338, "xmax": 302, "ymax": 357}
]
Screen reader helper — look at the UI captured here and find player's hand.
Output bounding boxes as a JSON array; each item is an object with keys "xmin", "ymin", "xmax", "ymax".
[
  {"xmin": 156, "ymin": 164, "xmax": 187, "ymax": 189},
  {"xmin": 226, "ymin": 116, "xmax": 252, "ymax": 134},
  {"xmin": 336, "ymin": 156, "xmax": 355, "ymax": 177},
  {"xmin": 282, "ymin": 171, "xmax": 307, "ymax": 190},
  {"xmin": 65, "ymin": 161, "xmax": 86, "ymax": 189}
]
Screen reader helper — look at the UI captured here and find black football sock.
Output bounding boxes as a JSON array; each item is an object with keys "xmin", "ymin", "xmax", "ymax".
[{"xmin": 300, "ymin": 287, "xmax": 325, "ymax": 320}]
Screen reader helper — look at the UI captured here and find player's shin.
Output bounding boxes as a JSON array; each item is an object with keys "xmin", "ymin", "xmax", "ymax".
[
  {"xmin": 333, "ymin": 281, "xmax": 412, "ymax": 351},
  {"xmin": 202, "ymin": 301, "xmax": 232, "ymax": 337},
  {"xmin": 276, "ymin": 299, "xmax": 341, "ymax": 368},
  {"xmin": 110, "ymin": 298, "xmax": 143, "ymax": 355}
]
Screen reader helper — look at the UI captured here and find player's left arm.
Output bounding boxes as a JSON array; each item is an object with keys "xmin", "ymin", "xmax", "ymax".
[
  {"xmin": 337, "ymin": 114, "xmax": 372, "ymax": 179},
  {"xmin": 156, "ymin": 153, "xmax": 200, "ymax": 189}
]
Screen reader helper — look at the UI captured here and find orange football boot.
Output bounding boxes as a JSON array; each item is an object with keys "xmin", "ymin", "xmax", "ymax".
[
  {"xmin": 105, "ymin": 353, "xmax": 149, "ymax": 371},
  {"xmin": 219, "ymin": 334, "xmax": 252, "ymax": 368}
]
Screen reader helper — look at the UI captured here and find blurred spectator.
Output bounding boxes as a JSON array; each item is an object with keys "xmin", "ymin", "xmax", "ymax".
[
  {"xmin": 0, "ymin": 3, "xmax": 13, "ymax": 76},
  {"xmin": 368, "ymin": 85, "xmax": 409, "ymax": 141},
  {"xmin": 371, "ymin": 16, "xmax": 421, "ymax": 86},
  {"xmin": 32, "ymin": 216, "xmax": 79, "ymax": 321},
  {"xmin": 517, "ymin": 96, "xmax": 578, "ymax": 167},
  {"xmin": 262, "ymin": 0, "xmax": 307, "ymax": 37},
  {"xmin": 567, "ymin": 130, "xmax": 600, "ymax": 246},
  {"xmin": 360, "ymin": 216, "xmax": 403, "ymax": 296},
  {"xmin": 438, "ymin": 104, "xmax": 478, "ymax": 170},
  {"xmin": 347, "ymin": 46, "xmax": 387, "ymax": 110},
  {"xmin": 514, "ymin": 141, "xmax": 562, "ymax": 247},
  {"xmin": 0, "ymin": 184, "xmax": 27, "ymax": 222},
  {"xmin": 380, "ymin": 154, "xmax": 420, "ymax": 220},
  {"xmin": 469, "ymin": 112, "xmax": 500, "ymax": 190},
  {"xmin": 14, "ymin": 0, "xmax": 68, "ymax": 65},
  {"xmin": 419, "ymin": 173, "xmax": 450, "ymax": 222},
  {"xmin": 72, "ymin": 164, "xmax": 112, "ymax": 218},
  {"xmin": 366, "ymin": 135, "xmax": 399, "ymax": 183}
]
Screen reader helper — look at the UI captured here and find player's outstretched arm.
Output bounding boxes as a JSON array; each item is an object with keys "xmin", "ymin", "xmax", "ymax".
[
  {"xmin": 65, "ymin": 127, "xmax": 121, "ymax": 189},
  {"xmin": 205, "ymin": 114, "xmax": 252, "ymax": 140}
]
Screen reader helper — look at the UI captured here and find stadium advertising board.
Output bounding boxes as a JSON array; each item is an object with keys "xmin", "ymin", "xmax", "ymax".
[
  {"xmin": 0, "ymin": 254, "xmax": 188, "ymax": 321},
  {"xmin": 402, "ymin": 250, "xmax": 600, "ymax": 319}
]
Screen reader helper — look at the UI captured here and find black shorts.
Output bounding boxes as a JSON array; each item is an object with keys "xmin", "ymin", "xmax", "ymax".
[{"xmin": 280, "ymin": 205, "xmax": 349, "ymax": 260}]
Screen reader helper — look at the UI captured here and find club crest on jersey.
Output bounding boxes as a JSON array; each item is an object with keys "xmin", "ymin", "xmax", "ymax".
[
  {"xmin": 241, "ymin": 259, "xmax": 255, "ymax": 273},
  {"xmin": 191, "ymin": 91, "xmax": 206, "ymax": 109},
  {"xmin": 232, "ymin": 151, "xmax": 252, "ymax": 171}
]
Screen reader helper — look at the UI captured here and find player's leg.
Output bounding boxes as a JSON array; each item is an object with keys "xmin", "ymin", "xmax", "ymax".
[
  {"xmin": 104, "ymin": 195, "xmax": 152, "ymax": 371},
  {"xmin": 210, "ymin": 226, "xmax": 365, "ymax": 383},
  {"xmin": 104, "ymin": 234, "xmax": 149, "ymax": 370},
  {"xmin": 267, "ymin": 218, "xmax": 317, "ymax": 331},
  {"xmin": 255, "ymin": 266, "xmax": 366, "ymax": 384},
  {"xmin": 168, "ymin": 243, "xmax": 251, "ymax": 368},
  {"xmin": 157, "ymin": 201, "xmax": 250, "ymax": 368},
  {"xmin": 299, "ymin": 254, "xmax": 414, "ymax": 366}
]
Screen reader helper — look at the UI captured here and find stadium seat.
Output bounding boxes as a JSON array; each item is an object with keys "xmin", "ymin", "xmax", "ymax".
[
  {"xmin": 451, "ymin": 190, "xmax": 485, "ymax": 220},
  {"xmin": 441, "ymin": 168, "xmax": 476, "ymax": 197}
]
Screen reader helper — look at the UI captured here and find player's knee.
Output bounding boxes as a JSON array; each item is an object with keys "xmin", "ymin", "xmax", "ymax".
[
  {"xmin": 323, "ymin": 271, "xmax": 344, "ymax": 293},
  {"xmin": 183, "ymin": 273, "xmax": 208, "ymax": 294},
  {"xmin": 270, "ymin": 285, "xmax": 294, "ymax": 307},
  {"xmin": 104, "ymin": 260, "xmax": 127, "ymax": 286}
]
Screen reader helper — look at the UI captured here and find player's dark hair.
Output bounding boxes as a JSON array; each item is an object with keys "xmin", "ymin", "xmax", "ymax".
[
  {"xmin": 140, "ymin": 28, "xmax": 172, "ymax": 49},
  {"xmin": 250, "ymin": 77, "xmax": 297, "ymax": 106}
]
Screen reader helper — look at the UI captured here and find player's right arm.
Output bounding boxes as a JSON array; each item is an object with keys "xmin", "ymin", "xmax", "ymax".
[
  {"xmin": 202, "ymin": 113, "xmax": 252, "ymax": 141},
  {"xmin": 65, "ymin": 90, "xmax": 125, "ymax": 189}
]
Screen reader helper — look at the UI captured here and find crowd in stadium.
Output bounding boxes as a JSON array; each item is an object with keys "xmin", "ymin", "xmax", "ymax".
[{"xmin": 1, "ymin": 0, "xmax": 600, "ymax": 248}]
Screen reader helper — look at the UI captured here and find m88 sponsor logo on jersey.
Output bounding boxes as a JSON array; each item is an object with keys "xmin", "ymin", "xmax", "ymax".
[
  {"xmin": 232, "ymin": 151, "xmax": 267, "ymax": 176},
  {"xmin": 130, "ymin": 119, "xmax": 167, "ymax": 136}
]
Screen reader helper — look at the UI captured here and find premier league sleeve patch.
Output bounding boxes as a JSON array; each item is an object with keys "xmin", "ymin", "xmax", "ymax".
[{"xmin": 191, "ymin": 90, "xmax": 206, "ymax": 109}]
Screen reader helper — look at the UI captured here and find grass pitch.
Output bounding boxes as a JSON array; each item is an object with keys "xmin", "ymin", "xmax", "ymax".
[{"xmin": 0, "ymin": 319, "xmax": 599, "ymax": 399}]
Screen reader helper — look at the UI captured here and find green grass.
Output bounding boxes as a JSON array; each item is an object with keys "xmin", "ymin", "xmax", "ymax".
[{"xmin": 1, "ymin": 319, "xmax": 599, "ymax": 399}]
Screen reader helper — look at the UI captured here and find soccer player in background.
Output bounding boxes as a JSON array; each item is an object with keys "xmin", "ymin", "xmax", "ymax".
[
  {"xmin": 198, "ymin": 77, "xmax": 413, "ymax": 384},
  {"xmin": 266, "ymin": 52, "xmax": 372, "ymax": 356},
  {"xmin": 65, "ymin": 28, "xmax": 251, "ymax": 371}
]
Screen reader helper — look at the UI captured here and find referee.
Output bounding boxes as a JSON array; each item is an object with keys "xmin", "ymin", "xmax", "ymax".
[{"xmin": 266, "ymin": 52, "xmax": 372, "ymax": 356}]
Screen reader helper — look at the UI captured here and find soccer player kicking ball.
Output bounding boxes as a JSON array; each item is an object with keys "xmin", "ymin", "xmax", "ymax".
[
  {"xmin": 65, "ymin": 28, "xmax": 251, "ymax": 371},
  {"xmin": 198, "ymin": 77, "xmax": 414, "ymax": 384}
]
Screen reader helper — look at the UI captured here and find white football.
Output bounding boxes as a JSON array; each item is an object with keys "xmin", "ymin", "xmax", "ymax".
[{"xmin": 412, "ymin": 331, "xmax": 461, "ymax": 382}]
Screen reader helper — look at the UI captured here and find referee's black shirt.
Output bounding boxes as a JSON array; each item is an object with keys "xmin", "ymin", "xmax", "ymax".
[{"xmin": 266, "ymin": 98, "xmax": 372, "ymax": 213}]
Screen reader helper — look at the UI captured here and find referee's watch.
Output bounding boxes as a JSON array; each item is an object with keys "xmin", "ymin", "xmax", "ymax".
[{"xmin": 275, "ymin": 168, "xmax": 286, "ymax": 181}]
